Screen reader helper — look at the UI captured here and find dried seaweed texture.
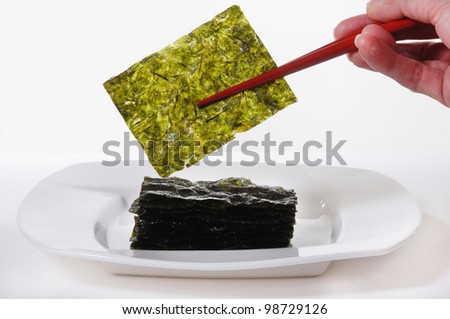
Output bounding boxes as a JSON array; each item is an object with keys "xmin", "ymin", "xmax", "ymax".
[
  {"xmin": 130, "ymin": 177, "xmax": 298, "ymax": 250},
  {"xmin": 104, "ymin": 5, "xmax": 297, "ymax": 177}
]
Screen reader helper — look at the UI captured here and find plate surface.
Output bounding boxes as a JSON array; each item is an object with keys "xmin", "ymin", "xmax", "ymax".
[{"xmin": 17, "ymin": 162, "xmax": 421, "ymax": 278}]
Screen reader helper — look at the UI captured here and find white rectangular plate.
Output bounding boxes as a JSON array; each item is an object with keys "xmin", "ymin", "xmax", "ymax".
[{"xmin": 17, "ymin": 162, "xmax": 421, "ymax": 278}]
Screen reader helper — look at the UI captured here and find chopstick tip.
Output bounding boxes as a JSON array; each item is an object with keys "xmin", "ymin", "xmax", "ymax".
[
  {"xmin": 197, "ymin": 99, "xmax": 207, "ymax": 108},
  {"xmin": 197, "ymin": 95, "xmax": 216, "ymax": 108}
]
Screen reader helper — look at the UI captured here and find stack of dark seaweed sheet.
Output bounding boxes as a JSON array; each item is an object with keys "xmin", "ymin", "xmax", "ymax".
[{"xmin": 130, "ymin": 177, "xmax": 297, "ymax": 250}]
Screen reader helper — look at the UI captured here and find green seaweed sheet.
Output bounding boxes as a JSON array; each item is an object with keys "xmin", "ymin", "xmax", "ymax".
[{"xmin": 104, "ymin": 5, "xmax": 297, "ymax": 177}]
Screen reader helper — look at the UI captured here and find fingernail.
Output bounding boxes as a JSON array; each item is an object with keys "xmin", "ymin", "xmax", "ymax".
[{"xmin": 355, "ymin": 34, "xmax": 362, "ymax": 48}]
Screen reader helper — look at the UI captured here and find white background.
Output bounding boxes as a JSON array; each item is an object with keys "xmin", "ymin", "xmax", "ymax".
[
  {"xmin": 1, "ymin": 0, "xmax": 450, "ymax": 298},
  {"xmin": 1, "ymin": 0, "xmax": 449, "ymax": 157}
]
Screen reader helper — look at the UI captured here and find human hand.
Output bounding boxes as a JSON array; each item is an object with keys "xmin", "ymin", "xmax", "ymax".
[{"xmin": 334, "ymin": 0, "xmax": 450, "ymax": 107}]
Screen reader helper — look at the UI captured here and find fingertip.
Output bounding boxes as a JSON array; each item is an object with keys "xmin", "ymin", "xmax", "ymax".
[
  {"xmin": 354, "ymin": 34, "xmax": 377, "ymax": 66},
  {"xmin": 366, "ymin": 0, "xmax": 378, "ymax": 16},
  {"xmin": 365, "ymin": 0, "xmax": 386, "ymax": 20},
  {"xmin": 365, "ymin": 0, "xmax": 404, "ymax": 22},
  {"xmin": 353, "ymin": 33, "xmax": 385, "ymax": 67},
  {"xmin": 354, "ymin": 33, "xmax": 369, "ymax": 50},
  {"xmin": 333, "ymin": 14, "xmax": 374, "ymax": 39},
  {"xmin": 361, "ymin": 24, "xmax": 396, "ymax": 48},
  {"xmin": 357, "ymin": 34, "xmax": 380, "ymax": 59},
  {"xmin": 333, "ymin": 24, "xmax": 344, "ymax": 39},
  {"xmin": 333, "ymin": 20, "xmax": 353, "ymax": 39}
]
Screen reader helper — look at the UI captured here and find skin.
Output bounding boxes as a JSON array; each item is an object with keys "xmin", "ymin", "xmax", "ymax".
[{"xmin": 334, "ymin": 0, "xmax": 450, "ymax": 107}]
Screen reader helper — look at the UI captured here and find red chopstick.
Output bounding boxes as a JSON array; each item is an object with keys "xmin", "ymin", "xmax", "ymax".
[{"xmin": 197, "ymin": 18, "xmax": 420, "ymax": 107}]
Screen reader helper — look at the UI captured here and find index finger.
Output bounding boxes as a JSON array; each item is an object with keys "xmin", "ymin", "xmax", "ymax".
[
  {"xmin": 334, "ymin": 14, "xmax": 438, "ymax": 40},
  {"xmin": 366, "ymin": 0, "xmax": 449, "ymax": 23},
  {"xmin": 334, "ymin": 15, "xmax": 374, "ymax": 39},
  {"xmin": 367, "ymin": 0, "xmax": 450, "ymax": 43}
]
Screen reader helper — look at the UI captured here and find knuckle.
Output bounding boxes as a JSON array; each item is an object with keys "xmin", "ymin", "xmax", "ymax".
[{"xmin": 406, "ymin": 63, "xmax": 424, "ymax": 92}]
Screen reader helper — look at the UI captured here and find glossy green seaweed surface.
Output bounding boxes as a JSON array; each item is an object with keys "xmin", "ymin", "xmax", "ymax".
[{"xmin": 104, "ymin": 5, "xmax": 297, "ymax": 177}]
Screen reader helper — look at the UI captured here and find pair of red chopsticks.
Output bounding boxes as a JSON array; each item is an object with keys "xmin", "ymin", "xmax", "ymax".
[{"xmin": 197, "ymin": 18, "xmax": 420, "ymax": 107}]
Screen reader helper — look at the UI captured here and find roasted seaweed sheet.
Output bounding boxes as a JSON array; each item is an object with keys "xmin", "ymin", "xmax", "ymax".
[
  {"xmin": 104, "ymin": 5, "xmax": 297, "ymax": 177},
  {"xmin": 130, "ymin": 177, "xmax": 297, "ymax": 250}
]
